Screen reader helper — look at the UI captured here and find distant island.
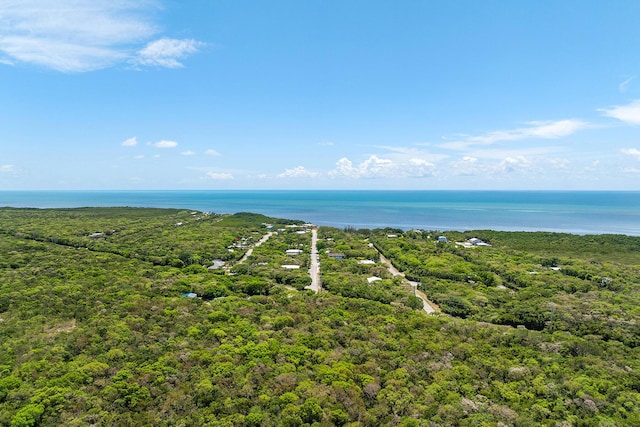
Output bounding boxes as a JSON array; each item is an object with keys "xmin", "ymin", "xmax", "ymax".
[{"xmin": 1, "ymin": 207, "xmax": 639, "ymax": 426}]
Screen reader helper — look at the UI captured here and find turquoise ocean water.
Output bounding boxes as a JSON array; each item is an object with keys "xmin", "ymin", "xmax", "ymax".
[{"xmin": 1, "ymin": 191, "xmax": 639, "ymax": 235}]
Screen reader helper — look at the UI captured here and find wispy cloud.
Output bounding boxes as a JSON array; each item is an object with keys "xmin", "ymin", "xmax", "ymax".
[
  {"xmin": 600, "ymin": 100, "xmax": 640, "ymax": 125},
  {"xmin": 206, "ymin": 171, "xmax": 234, "ymax": 180},
  {"xmin": 619, "ymin": 76, "xmax": 635, "ymax": 93},
  {"xmin": 181, "ymin": 150, "xmax": 195, "ymax": 156},
  {"xmin": 621, "ymin": 148, "xmax": 640, "ymax": 161},
  {"xmin": 277, "ymin": 166, "xmax": 318, "ymax": 178},
  {"xmin": 0, "ymin": 1, "xmax": 203, "ymax": 72},
  {"xmin": 0, "ymin": 164, "xmax": 16, "ymax": 173},
  {"xmin": 121, "ymin": 137, "xmax": 138, "ymax": 147},
  {"xmin": 205, "ymin": 149, "xmax": 221, "ymax": 156},
  {"xmin": 149, "ymin": 140, "xmax": 178, "ymax": 148},
  {"xmin": 547, "ymin": 158, "xmax": 570, "ymax": 169},
  {"xmin": 465, "ymin": 146, "xmax": 564, "ymax": 160},
  {"xmin": 132, "ymin": 38, "xmax": 204, "ymax": 69},
  {"xmin": 318, "ymin": 141, "xmax": 335, "ymax": 146},
  {"xmin": 439, "ymin": 119, "xmax": 589, "ymax": 150}
]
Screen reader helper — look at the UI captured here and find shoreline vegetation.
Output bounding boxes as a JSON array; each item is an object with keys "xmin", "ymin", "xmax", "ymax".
[
  {"xmin": 1, "ymin": 189, "xmax": 639, "ymax": 236},
  {"xmin": 1, "ymin": 207, "xmax": 639, "ymax": 426}
]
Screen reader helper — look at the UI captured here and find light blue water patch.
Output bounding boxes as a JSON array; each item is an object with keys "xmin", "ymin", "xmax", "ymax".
[{"xmin": 1, "ymin": 190, "xmax": 639, "ymax": 235}]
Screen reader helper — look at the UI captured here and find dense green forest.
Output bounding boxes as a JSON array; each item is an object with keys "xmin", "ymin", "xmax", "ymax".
[{"xmin": 1, "ymin": 208, "xmax": 639, "ymax": 426}]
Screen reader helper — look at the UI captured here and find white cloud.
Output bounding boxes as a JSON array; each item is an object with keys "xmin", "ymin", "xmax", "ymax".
[
  {"xmin": 496, "ymin": 156, "xmax": 532, "ymax": 174},
  {"xmin": 584, "ymin": 160, "xmax": 600, "ymax": 173},
  {"xmin": 619, "ymin": 76, "xmax": 635, "ymax": 93},
  {"xmin": 133, "ymin": 38, "xmax": 203, "ymax": 69},
  {"xmin": 134, "ymin": 155, "xmax": 145, "ymax": 159},
  {"xmin": 149, "ymin": 140, "xmax": 178, "ymax": 148},
  {"xmin": 121, "ymin": 137, "xmax": 138, "ymax": 147},
  {"xmin": 205, "ymin": 149, "xmax": 221, "ymax": 156},
  {"xmin": 547, "ymin": 158, "xmax": 570, "ymax": 169},
  {"xmin": 599, "ymin": 100, "xmax": 640, "ymax": 125},
  {"xmin": 623, "ymin": 167, "xmax": 640, "ymax": 174},
  {"xmin": 451, "ymin": 153, "xmax": 568, "ymax": 177},
  {"xmin": 277, "ymin": 166, "xmax": 319, "ymax": 178},
  {"xmin": 376, "ymin": 145, "xmax": 449, "ymax": 163},
  {"xmin": 451, "ymin": 156, "xmax": 479, "ymax": 176},
  {"xmin": 330, "ymin": 155, "xmax": 434, "ymax": 179},
  {"xmin": 206, "ymin": 171, "xmax": 234, "ymax": 180},
  {"xmin": 0, "ymin": 1, "xmax": 203, "ymax": 72},
  {"xmin": 621, "ymin": 148, "xmax": 640, "ymax": 161},
  {"xmin": 440, "ymin": 119, "xmax": 589, "ymax": 150},
  {"xmin": 466, "ymin": 146, "xmax": 564, "ymax": 160},
  {"xmin": 181, "ymin": 150, "xmax": 195, "ymax": 156},
  {"xmin": 332, "ymin": 156, "xmax": 389, "ymax": 179},
  {"xmin": 0, "ymin": 164, "xmax": 15, "ymax": 173},
  {"xmin": 318, "ymin": 141, "xmax": 335, "ymax": 146}
]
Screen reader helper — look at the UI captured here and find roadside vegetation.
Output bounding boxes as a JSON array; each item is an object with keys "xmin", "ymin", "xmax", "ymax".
[
  {"xmin": 370, "ymin": 229, "xmax": 640, "ymax": 348},
  {"xmin": 1, "ymin": 208, "xmax": 639, "ymax": 426}
]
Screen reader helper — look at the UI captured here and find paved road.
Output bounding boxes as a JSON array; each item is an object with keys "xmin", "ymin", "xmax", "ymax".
[
  {"xmin": 378, "ymin": 253, "xmax": 437, "ymax": 314},
  {"xmin": 305, "ymin": 228, "xmax": 321, "ymax": 293}
]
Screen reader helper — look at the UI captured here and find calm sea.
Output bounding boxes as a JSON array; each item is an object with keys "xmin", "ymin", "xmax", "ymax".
[{"xmin": 1, "ymin": 190, "xmax": 639, "ymax": 235}]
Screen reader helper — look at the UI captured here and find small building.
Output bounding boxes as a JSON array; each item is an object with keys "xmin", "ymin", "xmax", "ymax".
[
  {"xmin": 468, "ymin": 237, "xmax": 491, "ymax": 246},
  {"xmin": 88, "ymin": 232, "xmax": 104, "ymax": 238},
  {"xmin": 367, "ymin": 276, "xmax": 382, "ymax": 284},
  {"xmin": 281, "ymin": 265, "xmax": 301, "ymax": 270},
  {"xmin": 358, "ymin": 259, "xmax": 376, "ymax": 265},
  {"xmin": 438, "ymin": 236, "xmax": 448, "ymax": 243},
  {"xmin": 286, "ymin": 249, "xmax": 304, "ymax": 256},
  {"xmin": 387, "ymin": 234, "xmax": 398, "ymax": 238},
  {"xmin": 182, "ymin": 292, "xmax": 198, "ymax": 298},
  {"xmin": 328, "ymin": 253, "xmax": 345, "ymax": 261},
  {"xmin": 208, "ymin": 259, "xmax": 226, "ymax": 270}
]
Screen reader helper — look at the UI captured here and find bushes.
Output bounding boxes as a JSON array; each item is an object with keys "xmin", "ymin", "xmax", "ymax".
[
  {"xmin": 10, "ymin": 404, "xmax": 44, "ymax": 427},
  {"xmin": 2, "ymin": 208, "xmax": 640, "ymax": 425}
]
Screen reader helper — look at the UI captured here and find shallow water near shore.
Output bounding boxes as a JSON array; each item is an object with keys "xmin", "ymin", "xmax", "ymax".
[{"xmin": 1, "ymin": 190, "xmax": 639, "ymax": 235}]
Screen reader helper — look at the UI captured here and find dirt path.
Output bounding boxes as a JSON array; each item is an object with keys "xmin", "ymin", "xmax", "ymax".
[
  {"xmin": 236, "ymin": 232, "xmax": 273, "ymax": 264},
  {"xmin": 378, "ymin": 253, "xmax": 438, "ymax": 314}
]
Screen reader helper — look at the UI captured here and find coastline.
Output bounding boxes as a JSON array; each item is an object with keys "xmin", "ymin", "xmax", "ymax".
[{"xmin": 1, "ymin": 190, "xmax": 639, "ymax": 236}]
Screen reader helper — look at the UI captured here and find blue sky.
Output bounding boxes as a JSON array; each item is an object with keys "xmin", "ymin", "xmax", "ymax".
[{"xmin": 1, "ymin": 1, "xmax": 640, "ymax": 190}]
